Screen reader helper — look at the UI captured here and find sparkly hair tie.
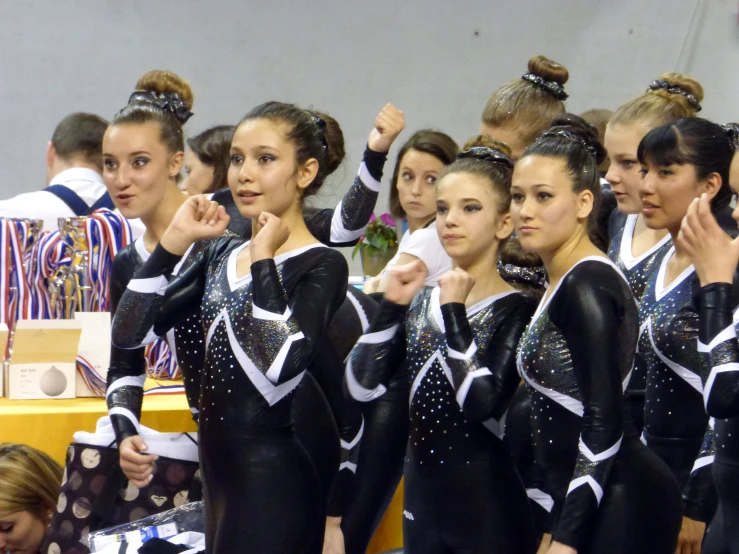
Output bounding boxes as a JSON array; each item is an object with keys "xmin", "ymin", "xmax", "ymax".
[
  {"xmin": 128, "ymin": 91, "xmax": 194, "ymax": 124},
  {"xmin": 540, "ymin": 128, "xmax": 598, "ymax": 159},
  {"xmin": 457, "ymin": 146, "xmax": 514, "ymax": 169},
  {"xmin": 647, "ymin": 80, "xmax": 702, "ymax": 112},
  {"xmin": 521, "ymin": 73, "xmax": 569, "ymax": 101},
  {"xmin": 306, "ymin": 111, "xmax": 328, "ymax": 151},
  {"xmin": 723, "ymin": 123, "xmax": 739, "ymax": 152},
  {"xmin": 497, "ymin": 261, "xmax": 548, "ymax": 288}
]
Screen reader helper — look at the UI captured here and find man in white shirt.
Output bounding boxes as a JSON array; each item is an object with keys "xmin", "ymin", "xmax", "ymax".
[{"xmin": 0, "ymin": 112, "xmax": 144, "ymax": 237}]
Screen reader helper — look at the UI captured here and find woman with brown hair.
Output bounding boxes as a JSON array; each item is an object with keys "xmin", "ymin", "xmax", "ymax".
[
  {"xmin": 0, "ymin": 444, "xmax": 63, "ymax": 554},
  {"xmin": 362, "ymin": 130, "xmax": 458, "ymax": 294},
  {"xmin": 512, "ymin": 115, "xmax": 682, "ymax": 554},
  {"xmin": 182, "ymin": 125, "xmax": 235, "ymax": 195}
]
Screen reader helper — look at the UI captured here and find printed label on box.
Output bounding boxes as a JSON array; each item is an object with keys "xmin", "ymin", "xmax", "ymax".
[{"xmin": 8, "ymin": 362, "xmax": 76, "ymax": 400}]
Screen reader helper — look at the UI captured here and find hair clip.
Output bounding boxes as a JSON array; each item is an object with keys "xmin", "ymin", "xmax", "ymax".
[
  {"xmin": 497, "ymin": 261, "xmax": 548, "ymax": 288},
  {"xmin": 539, "ymin": 128, "xmax": 598, "ymax": 159},
  {"xmin": 647, "ymin": 80, "xmax": 702, "ymax": 112},
  {"xmin": 723, "ymin": 123, "xmax": 739, "ymax": 152},
  {"xmin": 307, "ymin": 111, "xmax": 328, "ymax": 151},
  {"xmin": 521, "ymin": 73, "xmax": 569, "ymax": 101},
  {"xmin": 128, "ymin": 91, "xmax": 194, "ymax": 124},
  {"xmin": 457, "ymin": 146, "xmax": 514, "ymax": 169}
]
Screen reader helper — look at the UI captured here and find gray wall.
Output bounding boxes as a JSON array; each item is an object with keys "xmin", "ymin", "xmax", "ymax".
[{"xmin": 0, "ymin": 0, "xmax": 736, "ymax": 270}]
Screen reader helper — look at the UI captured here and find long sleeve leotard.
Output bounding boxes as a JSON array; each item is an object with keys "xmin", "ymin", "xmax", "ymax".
[
  {"xmin": 607, "ymin": 211, "xmax": 672, "ymax": 434},
  {"xmin": 695, "ymin": 280, "xmax": 739, "ymax": 554},
  {"xmin": 517, "ymin": 258, "xmax": 681, "ymax": 553},
  {"xmin": 111, "ymin": 238, "xmax": 348, "ymax": 552},
  {"xmin": 637, "ymin": 246, "xmax": 718, "ymax": 523},
  {"xmin": 346, "ymin": 287, "xmax": 538, "ymax": 554}
]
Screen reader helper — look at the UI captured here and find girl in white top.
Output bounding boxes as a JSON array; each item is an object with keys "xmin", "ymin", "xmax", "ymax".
[{"xmin": 364, "ymin": 129, "xmax": 458, "ymax": 292}]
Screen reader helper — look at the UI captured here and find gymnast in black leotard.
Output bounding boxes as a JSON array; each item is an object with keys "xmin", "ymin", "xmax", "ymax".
[
  {"xmin": 346, "ymin": 141, "xmax": 537, "ymax": 554},
  {"xmin": 340, "ymin": 129, "xmax": 458, "ymax": 554},
  {"xmin": 679, "ymin": 138, "xmax": 739, "ymax": 552},
  {"xmin": 105, "ymin": 98, "xmax": 405, "ymax": 553},
  {"xmin": 511, "ymin": 115, "xmax": 682, "ymax": 554},
  {"xmin": 604, "ymin": 73, "xmax": 704, "ymax": 434},
  {"xmin": 637, "ymin": 117, "xmax": 737, "ymax": 554},
  {"xmin": 109, "ymin": 101, "xmax": 368, "ymax": 553}
]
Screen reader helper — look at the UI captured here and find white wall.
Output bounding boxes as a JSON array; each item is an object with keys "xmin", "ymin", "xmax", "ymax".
[{"xmin": 0, "ymin": 0, "xmax": 736, "ymax": 269}]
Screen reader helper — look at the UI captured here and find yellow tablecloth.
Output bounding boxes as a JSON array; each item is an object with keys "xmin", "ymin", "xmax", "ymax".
[
  {"xmin": 0, "ymin": 392, "xmax": 403, "ymax": 552},
  {"xmin": 0, "ymin": 394, "xmax": 197, "ymax": 464}
]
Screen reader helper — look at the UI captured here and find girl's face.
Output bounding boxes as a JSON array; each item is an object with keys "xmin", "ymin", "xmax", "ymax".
[
  {"xmin": 511, "ymin": 155, "xmax": 593, "ymax": 256},
  {"xmin": 604, "ymin": 122, "xmax": 650, "ymax": 215},
  {"xmin": 228, "ymin": 118, "xmax": 317, "ymax": 219},
  {"xmin": 182, "ymin": 149, "xmax": 215, "ymax": 196},
  {"xmin": 102, "ymin": 122, "xmax": 183, "ymax": 220},
  {"xmin": 435, "ymin": 171, "xmax": 512, "ymax": 266},
  {"xmin": 396, "ymin": 149, "xmax": 446, "ymax": 224},
  {"xmin": 640, "ymin": 161, "xmax": 719, "ymax": 234},
  {"xmin": 0, "ymin": 510, "xmax": 48, "ymax": 554}
]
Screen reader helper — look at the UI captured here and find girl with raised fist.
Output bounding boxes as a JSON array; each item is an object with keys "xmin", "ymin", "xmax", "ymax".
[
  {"xmin": 111, "ymin": 101, "xmax": 354, "ymax": 554},
  {"xmin": 346, "ymin": 141, "xmax": 537, "ymax": 554}
]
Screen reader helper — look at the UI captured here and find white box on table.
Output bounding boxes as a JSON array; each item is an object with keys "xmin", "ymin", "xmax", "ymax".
[{"xmin": 6, "ymin": 319, "xmax": 82, "ymax": 400}]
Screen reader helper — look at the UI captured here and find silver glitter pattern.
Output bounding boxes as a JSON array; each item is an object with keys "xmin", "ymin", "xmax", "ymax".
[
  {"xmin": 638, "ymin": 255, "xmax": 711, "ymax": 440},
  {"xmin": 516, "ymin": 260, "xmax": 637, "ymax": 520},
  {"xmin": 703, "ymin": 316, "xmax": 739, "ymax": 457},
  {"xmin": 403, "ymin": 288, "xmax": 504, "ymax": 465}
]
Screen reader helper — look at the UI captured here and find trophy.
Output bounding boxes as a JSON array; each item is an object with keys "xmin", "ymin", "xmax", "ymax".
[
  {"xmin": 52, "ymin": 216, "xmax": 92, "ymax": 318},
  {"xmin": 3, "ymin": 218, "xmax": 43, "ymax": 359}
]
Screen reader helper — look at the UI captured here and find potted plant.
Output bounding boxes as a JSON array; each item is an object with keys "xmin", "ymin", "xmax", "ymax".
[{"xmin": 352, "ymin": 213, "xmax": 399, "ymax": 277}]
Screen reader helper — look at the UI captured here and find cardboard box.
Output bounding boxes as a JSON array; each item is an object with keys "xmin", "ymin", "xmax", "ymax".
[
  {"xmin": 74, "ymin": 312, "xmax": 111, "ymax": 397},
  {"xmin": 7, "ymin": 319, "xmax": 82, "ymax": 400}
]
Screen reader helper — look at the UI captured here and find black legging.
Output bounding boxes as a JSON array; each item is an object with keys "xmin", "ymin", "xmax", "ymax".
[
  {"xmin": 200, "ymin": 426, "xmax": 321, "ymax": 554},
  {"xmin": 505, "ymin": 384, "xmax": 551, "ymax": 538},
  {"xmin": 550, "ymin": 438, "xmax": 681, "ymax": 554},
  {"xmin": 704, "ymin": 457, "xmax": 739, "ymax": 554},
  {"xmin": 341, "ymin": 373, "xmax": 409, "ymax": 554},
  {"xmin": 293, "ymin": 372, "xmax": 340, "ymax": 554},
  {"xmin": 402, "ymin": 447, "xmax": 537, "ymax": 554}
]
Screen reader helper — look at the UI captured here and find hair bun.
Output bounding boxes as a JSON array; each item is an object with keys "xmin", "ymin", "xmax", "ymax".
[
  {"xmin": 309, "ymin": 110, "xmax": 345, "ymax": 176},
  {"xmin": 135, "ymin": 70, "xmax": 194, "ymax": 112},
  {"xmin": 528, "ymin": 55, "xmax": 569, "ymax": 86},
  {"xmin": 462, "ymin": 135, "xmax": 513, "ymax": 158},
  {"xmin": 547, "ymin": 113, "xmax": 607, "ymax": 165},
  {"xmin": 648, "ymin": 72, "xmax": 704, "ymax": 115}
]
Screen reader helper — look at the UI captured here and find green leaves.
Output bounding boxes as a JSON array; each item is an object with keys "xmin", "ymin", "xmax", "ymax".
[{"xmin": 351, "ymin": 214, "xmax": 398, "ymax": 259}]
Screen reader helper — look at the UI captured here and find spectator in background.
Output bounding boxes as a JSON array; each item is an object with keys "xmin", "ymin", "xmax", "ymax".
[
  {"xmin": 182, "ymin": 125, "xmax": 235, "ymax": 196},
  {"xmin": 0, "ymin": 112, "xmax": 144, "ymax": 237}
]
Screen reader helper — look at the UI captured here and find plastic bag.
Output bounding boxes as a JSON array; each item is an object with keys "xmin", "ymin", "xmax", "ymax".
[{"xmin": 85, "ymin": 501, "xmax": 204, "ymax": 553}]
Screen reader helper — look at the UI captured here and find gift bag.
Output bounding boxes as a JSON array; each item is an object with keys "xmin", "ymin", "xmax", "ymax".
[{"xmin": 42, "ymin": 418, "xmax": 201, "ymax": 554}]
